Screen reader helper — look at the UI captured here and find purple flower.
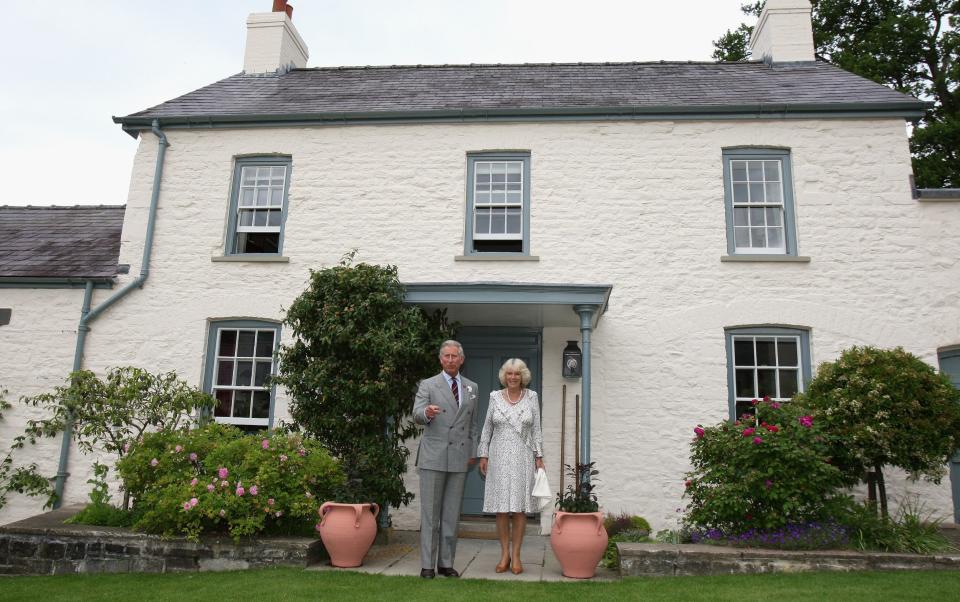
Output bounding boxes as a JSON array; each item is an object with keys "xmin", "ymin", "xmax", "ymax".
[
  {"xmin": 150, "ymin": 458, "xmax": 159, "ymax": 467},
  {"xmin": 218, "ymin": 467, "xmax": 229, "ymax": 479},
  {"xmin": 693, "ymin": 426, "xmax": 705, "ymax": 439},
  {"xmin": 261, "ymin": 439, "xmax": 270, "ymax": 450},
  {"xmin": 249, "ymin": 485, "xmax": 259, "ymax": 496},
  {"xmin": 236, "ymin": 487, "xmax": 245, "ymax": 497},
  {"xmin": 753, "ymin": 436, "xmax": 763, "ymax": 445},
  {"xmin": 189, "ymin": 452, "xmax": 198, "ymax": 462}
]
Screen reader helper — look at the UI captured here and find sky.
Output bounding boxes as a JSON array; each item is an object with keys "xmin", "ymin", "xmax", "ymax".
[{"xmin": 0, "ymin": 1, "xmax": 750, "ymax": 207}]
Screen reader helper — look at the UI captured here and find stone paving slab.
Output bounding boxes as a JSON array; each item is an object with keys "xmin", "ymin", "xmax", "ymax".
[{"xmin": 307, "ymin": 531, "xmax": 618, "ymax": 582}]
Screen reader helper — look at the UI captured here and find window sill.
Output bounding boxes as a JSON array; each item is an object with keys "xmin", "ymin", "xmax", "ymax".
[
  {"xmin": 721, "ymin": 255, "xmax": 810, "ymax": 263},
  {"xmin": 212, "ymin": 255, "xmax": 290, "ymax": 263},
  {"xmin": 454, "ymin": 255, "xmax": 540, "ymax": 262}
]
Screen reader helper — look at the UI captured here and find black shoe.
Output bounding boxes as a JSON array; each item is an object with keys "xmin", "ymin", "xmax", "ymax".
[
  {"xmin": 437, "ymin": 566, "xmax": 460, "ymax": 578},
  {"xmin": 420, "ymin": 568, "xmax": 435, "ymax": 579}
]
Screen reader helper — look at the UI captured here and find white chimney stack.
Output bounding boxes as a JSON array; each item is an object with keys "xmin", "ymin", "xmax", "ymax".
[
  {"xmin": 749, "ymin": 0, "xmax": 816, "ymax": 64},
  {"xmin": 243, "ymin": 0, "xmax": 309, "ymax": 74}
]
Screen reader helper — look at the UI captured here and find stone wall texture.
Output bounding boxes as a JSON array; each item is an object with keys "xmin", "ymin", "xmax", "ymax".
[{"xmin": 2, "ymin": 116, "xmax": 958, "ymax": 532}]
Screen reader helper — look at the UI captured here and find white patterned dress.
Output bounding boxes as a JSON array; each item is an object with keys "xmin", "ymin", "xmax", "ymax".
[{"xmin": 476, "ymin": 389, "xmax": 544, "ymax": 513}]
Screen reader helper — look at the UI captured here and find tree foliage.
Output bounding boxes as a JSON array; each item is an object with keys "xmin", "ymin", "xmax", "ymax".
[
  {"xmin": 0, "ymin": 387, "xmax": 56, "ymax": 511},
  {"xmin": 713, "ymin": 1, "xmax": 960, "ymax": 187},
  {"xmin": 275, "ymin": 254, "xmax": 454, "ymax": 514},
  {"xmin": 797, "ymin": 346, "xmax": 960, "ymax": 516}
]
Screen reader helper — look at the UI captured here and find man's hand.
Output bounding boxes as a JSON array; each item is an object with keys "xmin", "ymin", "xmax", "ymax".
[
  {"xmin": 425, "ymin": 404, "xmax": 441, "ymax": 419},
  {"xmin": 468, "ymin": 457, "xmax": 476, "ymax": 466},
  {"xmin": 478, "ymin": 458, "xmax": 487, "ymax": 476}
]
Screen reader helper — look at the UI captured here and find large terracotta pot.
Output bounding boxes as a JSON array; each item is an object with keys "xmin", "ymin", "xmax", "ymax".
[
  {"xmin": 317, "ymin": 502, "xmax": 380, "ymax": 567},
  {"xmin": 550, "ymin": 511, "xmax": 608, "ymax": 578}
]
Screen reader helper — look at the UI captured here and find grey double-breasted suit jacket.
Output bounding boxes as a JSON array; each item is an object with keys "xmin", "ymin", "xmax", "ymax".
[{"xmin": 413, "ymin": 373, "xmax": 480, "ymax": 472}]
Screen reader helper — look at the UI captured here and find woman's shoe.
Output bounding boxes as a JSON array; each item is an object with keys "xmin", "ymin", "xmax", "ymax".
[
  {"xmin": 495, "ymin": 559, "xmax": 510, "ymax": 573},
  {"xmin": 511, "ymin": 561, "xmax": 523, "ymax": 575}
]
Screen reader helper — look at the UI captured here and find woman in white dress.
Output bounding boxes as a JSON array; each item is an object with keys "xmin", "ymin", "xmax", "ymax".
[{"xmin": 477, "ymin": 358, "xmax": 545, "ymax": 575}]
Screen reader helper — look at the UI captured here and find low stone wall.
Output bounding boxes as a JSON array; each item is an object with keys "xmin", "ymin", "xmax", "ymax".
[
  {"xmin": 618, "ymin": 542, "xmax": 960, "ymax": 577},
  {"xmin": 0, "ymin": 506, "xmax": 322, "ymax": 576}
]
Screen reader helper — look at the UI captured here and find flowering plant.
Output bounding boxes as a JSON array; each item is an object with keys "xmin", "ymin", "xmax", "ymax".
[
  {"xmin": 117, "ymin": 423, "xmax": 344, "ymax": 541},
  {"xmin": 683, "ymin": 397, "xmax": 846, "ymax": 534},
  {"xmin": 555, "ymin": 462, "xmax": 600, "ymax": 513}
]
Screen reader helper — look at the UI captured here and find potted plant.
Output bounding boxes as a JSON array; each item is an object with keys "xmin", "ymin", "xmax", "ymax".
[{"xmin": 550, "ymin": 462, "xmax": 608, "ymax": 578}]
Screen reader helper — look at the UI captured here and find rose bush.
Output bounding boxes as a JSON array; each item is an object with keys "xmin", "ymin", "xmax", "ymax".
[
  {"xmin": 683, "ymin": 397, "xmax": 847, "ymax": 533},
  {"xmin": 117, "ymin": 423, "xmax": 344, "ymax": 541}
]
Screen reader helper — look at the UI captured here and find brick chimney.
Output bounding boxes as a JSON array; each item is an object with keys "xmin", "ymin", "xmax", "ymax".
[
  {"xmin": 243, "ymin": 0, "xmax": 309, "ymax": 74},
  {"xmin": 749, "ymin": 0, "xmax": 815, "ymax": 64}
]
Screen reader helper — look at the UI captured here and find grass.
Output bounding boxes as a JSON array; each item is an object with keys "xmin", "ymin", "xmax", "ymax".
[{"xmin": 2, "ymin": 568, "xmax": 960, "ymax": 601}]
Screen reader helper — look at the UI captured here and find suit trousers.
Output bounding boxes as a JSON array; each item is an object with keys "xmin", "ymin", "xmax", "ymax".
[{"xmin": 418, "ymin": 468, "xmax": 466, "ymax": 569}]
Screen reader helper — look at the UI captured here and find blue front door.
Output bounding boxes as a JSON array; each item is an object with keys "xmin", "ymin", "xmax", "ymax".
[{"xmin": 457, "ymin": 327, "xmax": 541, "ymax": 515}]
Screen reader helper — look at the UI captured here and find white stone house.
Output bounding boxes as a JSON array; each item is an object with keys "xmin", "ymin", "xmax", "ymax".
[{"xmin": 2, "ymin": 0, "xmax": 959, "ymax": 531}]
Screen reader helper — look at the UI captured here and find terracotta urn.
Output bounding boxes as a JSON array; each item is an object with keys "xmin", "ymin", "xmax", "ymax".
[
  {"xmin": 549, "ymin": 511, "xmax": 608, "ymax": 578},
  {"xmin": 317, "ymin": 502, "xmax": 380, "ymax": 567}
]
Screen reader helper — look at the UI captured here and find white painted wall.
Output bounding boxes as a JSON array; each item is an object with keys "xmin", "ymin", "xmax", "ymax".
[{"xmin": 2, "ymin": 116, "xmax": 958, "ymax": 533}]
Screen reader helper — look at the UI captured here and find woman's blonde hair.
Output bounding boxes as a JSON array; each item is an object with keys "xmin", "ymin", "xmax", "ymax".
[{"xmin": 498, "ymin": 358, "xmax": 532, "ymax": 387}]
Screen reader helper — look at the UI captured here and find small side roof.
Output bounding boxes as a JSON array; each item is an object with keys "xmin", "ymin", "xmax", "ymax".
[{"xmin": 0, "ymin": 205, "xmax": 125, "ymax": 281}]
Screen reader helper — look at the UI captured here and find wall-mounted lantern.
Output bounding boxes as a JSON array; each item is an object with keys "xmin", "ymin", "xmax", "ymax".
[{"xmin": 562, "ymin": 340, "xmax": 582, "ymax": 379}]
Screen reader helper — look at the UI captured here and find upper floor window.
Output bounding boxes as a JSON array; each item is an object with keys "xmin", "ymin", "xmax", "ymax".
[
  {"xmin": 203, "ymin": 319, "xmax": 280, "ymax": 430},
  {"xmin": 227, "ymin": 157, "xmax": 291, "ymax": 255},
  {"xmin": 722, "ymin": 149, "xmax": 798, "ymax": 256},
  {"xmin": 465, "ymin": 152, "xmax": 531, "ymax": 255},
  {"xmin": 724, "ymin": 326, "xmax": 811, "ymax": 420}
]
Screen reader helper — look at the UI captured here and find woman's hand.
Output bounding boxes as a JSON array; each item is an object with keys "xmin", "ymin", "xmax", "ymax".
[
  {"xmin": 479, "ymin": 457, "xmax": 488, "ymax": 476},
  {"xmin": 536, "ymin": 457, "xmax": 545, "ymax": 470}
]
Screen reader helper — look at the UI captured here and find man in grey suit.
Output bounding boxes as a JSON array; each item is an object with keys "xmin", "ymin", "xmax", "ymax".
[{"xmin": 412, "ymin": 340, "xmax": 479, "ymax": 579}]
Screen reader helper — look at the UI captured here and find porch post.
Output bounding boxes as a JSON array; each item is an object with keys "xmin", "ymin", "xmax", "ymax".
[{"xmin": 574, "ymin": 305, "xmax": 596, "ymax": 469}]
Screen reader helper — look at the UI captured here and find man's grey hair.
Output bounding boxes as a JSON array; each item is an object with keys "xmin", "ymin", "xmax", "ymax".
[{"xmin": 439, "ymin": 340, "xmax": 464, "ymax": 358}]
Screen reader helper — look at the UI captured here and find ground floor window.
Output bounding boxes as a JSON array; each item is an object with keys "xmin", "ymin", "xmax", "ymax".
[
  {"xmin": 724, "ymin": 326, "xmax": 811, "ymax": 420},
  {"xmin": 203, "ymin": 319, "xmax": 280, "ymax": 429}
]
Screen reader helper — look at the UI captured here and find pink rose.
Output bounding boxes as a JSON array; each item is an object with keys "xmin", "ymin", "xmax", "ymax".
[
  {"xmin": 799, "ymin": 415, "xmax": 814, "ymax": 428},
  {"xmin": 275, "ymin": 511, "xmax": 283, "ymax": 518},
  {"xmin": 189, "ymin": 452, "xmax": 198, "ymax": 462},
  {"xmin": 189, "ymin": 497, "xmax": 199, "ymax": 507},
  {"xmin": 207, "ymin": 484, "xmax": 215, "ymax": 492},
  {"xmin": 261, "ymin": 439, "xmax": 270, "ymax": 450},
  {"xmin": 174, "ymin": 445, "xmax": 183, "ymax": 453},
  {"xmin": 183, "ymin": 502, "xmax": 191, "ymax": 511},
  {"xmin": 221, "ymin": 480, "xmax": 229, "ymax": 488},
  {"xmin": 236, "ymin": 487, "xmax": 245, "ymax": 497},
  {"xmin": 752, "ymin": 437, "xmax": 763, "ymax": 445},
  {"xmin": 190, "ymin": 478, "xmax": 198, "ymax": 486},
  {"xmin": 280, "ymin": 454, "xmax": 288, "ymax": 462},
  {"xmin": 771, "ymin": 402, "xmax": 781, "ymax": 409},
  {"xmin": 742, "ymin": 428, "xmax": 756, "ymax": 437},
  {"xmin": 249, "ymin": 485, "xmax": 258, "ymax": 496},
  {"xmin": 298, "ymin": 448, "xmax": 306, "ymax": 457},
  {"xmin": 218, "ymin": 467, "xmax": 229, "ymax": 479},
  {"xmin": 765, "ymin": 424, "xmax": 779, "ymax": 433},
  {"xmin": 267, "ymin": 498, "xmax": 275, "ymax": 506},
  {"xmin": 764, "ymin": 479, "xmax": 773, "ymax": 489},
  {"xmin": 150, "ymin": 458, "xmax": 159, "ymax": 467},
  {"xmin": 693, "ymin": 427, "xmax": 705, "ymax": 439}
]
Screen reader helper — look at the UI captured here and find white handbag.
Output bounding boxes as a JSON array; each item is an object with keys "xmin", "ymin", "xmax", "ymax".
[{"xmin": 531, "ymin": 467, "xmax": 552, "ymax": 510}]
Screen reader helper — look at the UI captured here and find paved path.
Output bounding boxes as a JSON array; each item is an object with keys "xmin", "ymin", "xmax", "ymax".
[{"xmin": 307, "ymin": 531, "xmax": 618, "ymax": 582}]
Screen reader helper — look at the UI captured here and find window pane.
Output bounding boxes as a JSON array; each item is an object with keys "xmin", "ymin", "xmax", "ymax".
[
  {"xmin": 749, "ymin": 182, "xmax": 765, "ymax": 203},
  {"xmin": 735, "ymin": 369, "xmax": 755, "ymax": 397},
  {"xmin": 733, "ymin": 208, "xmax": 748, "ymax": 226},
  {"xmin": 757, "ymin": 369, "xmax": 777, "ymax": 397},
  {"xmin": 271, "ymin": 188, "xmax": 283, "ymax": 205},
  {"xmin": 765, "ymin": 207, "xmax": 782, "ymax": 226},
  {"xmin": 748, "ymin": 162, "xmax": 763, "ymax": 181},
  {"xmin": 255, "ymin": 331, "xmax": 274, "ymax": 357},
  {"xmin": 267, "ymin": 209, "xmax": 281, "ymax": 227},
  {"xmin": 765, "ymin": 182, "xmax": 783, "ymax": 203},
  {"xmin": 216, "ymin": 360, "xmax": 234, "ymax": 386},
  {"xmin": 476, "ymin": 192, "xmax": 491, "ymax": 204},
  {"xmin": 233, "ymin": 391, "xmax": 252, "ymax": 418},
  {"xmin": 252, "ymin": 391, "xmax": 271, "ymax": 419},
  {"xmin": 235, "ymin": 361, "xmax": 253, "ymax": 386},
  {"xmin": 756, "ymin": 339, "xmax": 776, "ymax": 365},
  {"xmin": 764, "ymin": 161, "xmax": 781, "ymax": 181},
  {"xmin": 475, "ymin": 208, "xmax": 490, "ymax": 234},
  {"xmin": 476, "ymin": 162, "xmax": 490, "ymax": 175},
  {"xmin": 241, "ymin": 189, "xmax": 255, "ymax": 207},
  {"xmin": 254, "ymin": 361, "xmax": 271, "ymax": 386},
  {"xmin": 271, "ymin": 166, "xmax": 286, "ymax": 180},
  {"xmin": 767, "ymin": 227, "xmax": 783, "ymax": 249},
  {"xmin": 237, "ymin": 331, "xmax": 256, "ymax": 356},
  {"xmin": 237, "ymin": 232, "xmax": 279, "ymax": 253},
  {"xmin": 780, "ymin": 369, "xmax": 799, "ymax": 398},
  {"xmin": 733, "ymin": 183, "xmax": 748, "ymax": 203},
  {"xmin": 239, "ymin": 210, "xmax": 254, "ymax": 227},
  {"xmin": 750, "ymin": 227, "xmax": 766, "ymax": 247},
  {"xmin": 735, "ymin": 401, "xmax": 756, "ymax": 421},
  {"xmin": 214, "ymin": 390, "xmax": 232, "ymax": 417},
  {"xmin": 507, "ymin": 191, "xmax": 522, "ymax": 204},
  {"xmin": 749, "ymin": 207, "xmax": 765, "ymax": 226},
  {"xmin": 241, "ymin": 167, "xmax": 256, "ymax": 185},
  {"xmin": 732, "ymin": 161, "xmax": 747, "ymax": 181},
  {"xmin": 506, "ymin": 208, "xmax": 521, "ymax": 234},
  {"xmin": 256, "ymin": 188, "xmax": 269, "ymax": 206},
  {"xmin": 219, "ymin": 330, "xmax": 237, "ymax": 356},
  {"xmin": 734, "ymin": 227, "xmax": 750, "ymax": 248},
  {"xmin": 490, "ymin": 208, "xmax": 506, "ymax": 233},
  {"xmin": 734, "ymin": 339, "xmax": 754, "ymax": 365},
  {"xmin": 254, "ymin": 210, "xmax": 268, "ymax": 227},
  {"xmin": 777, "ymin": 340, "xmax": 798, "ymax": 366}
]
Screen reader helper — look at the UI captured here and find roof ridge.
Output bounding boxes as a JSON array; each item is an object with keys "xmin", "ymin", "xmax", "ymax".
[
  {"xmin": 288, "ymin": 60, "xmax": 767, "ymax": 72},
  {"xmin": 0, "ymin": 204, "xmax": 126, "ymax": 209}
]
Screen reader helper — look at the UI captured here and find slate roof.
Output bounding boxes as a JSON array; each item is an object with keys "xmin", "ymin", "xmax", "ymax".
[
  {"xmin": 116, "ymin": 61, "xmax": 926, "ymax": 131},
  {"xmin": 0, "ymin": 206, "xmax": 125, "ymax": 280}
]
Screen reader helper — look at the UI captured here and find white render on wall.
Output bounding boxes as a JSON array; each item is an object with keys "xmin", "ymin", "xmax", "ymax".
[{"xmin": 2, "ymin": 116, "xmax": 958, "ymax": 531}]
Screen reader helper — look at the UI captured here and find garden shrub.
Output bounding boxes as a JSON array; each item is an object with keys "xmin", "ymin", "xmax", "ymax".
[
  {"xmin": 117, "ymin": 423, "xmax": 344, "ymax": 541},
  {"xmin": 837, "ymin": 496, "xmax": 956, "ymax": 554},
  {"xmin": 602, "ymin": 512, "xmax": 652, "ymax": 568},
  {"xmin": 684, "ymin": 397, "xmax": 847, "ymax": 534},
  {"xmin": 65, "ymin": 461, "xmax": 134, "ymax": 528},
  {"xmin": 0, "ymin": 386, "xmax": 55, "ymax": 511}
]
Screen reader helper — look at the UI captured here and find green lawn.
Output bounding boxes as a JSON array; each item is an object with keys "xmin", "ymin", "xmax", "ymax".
[{"xmin": 1, "ymin": 568, "xmax": 959, "ymax": 601}]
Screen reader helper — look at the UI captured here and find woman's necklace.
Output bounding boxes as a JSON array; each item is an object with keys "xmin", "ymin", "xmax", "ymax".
[{"xmin": 505, "ymin": 388, "xmax": 523, "ymax": 404}]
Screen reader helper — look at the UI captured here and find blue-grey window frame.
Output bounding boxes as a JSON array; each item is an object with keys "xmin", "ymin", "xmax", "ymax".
[
  {"xmin": 225, "ymin": 156, "xmax": 292, "ymax": 256},
  {"xmin": 465, "ymin": 151, "xmax": 532, "ymax": 256},
  {"xmin": 202, "ymin": 319, "xmax": 281, "ymax": 429},
  {"xmin": 724, "ymin": 326, "xmax": 812, "ymax": 420},
  {"xmin": 722, "ymin": 148, "xmax": 799, "ymax": 256}
]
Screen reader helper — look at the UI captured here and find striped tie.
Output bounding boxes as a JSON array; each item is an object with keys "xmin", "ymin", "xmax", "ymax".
[{"xmin": 451, "ymin": 377, "xmax": 460, "ymax": 406}]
